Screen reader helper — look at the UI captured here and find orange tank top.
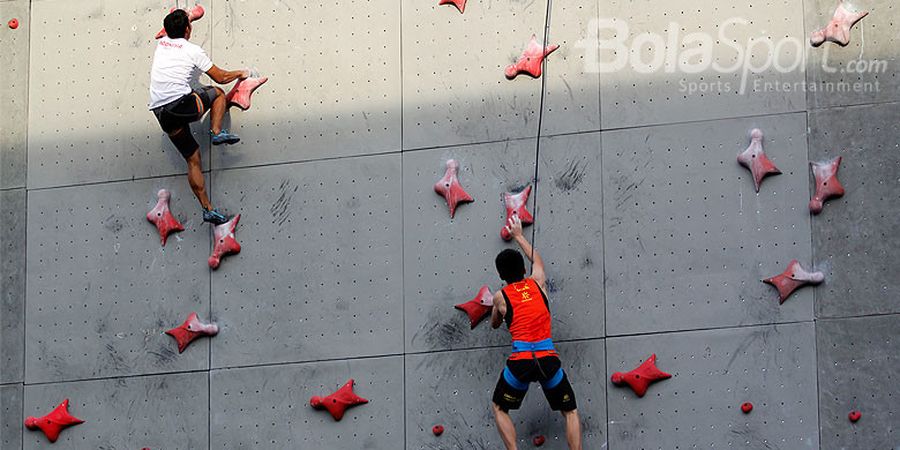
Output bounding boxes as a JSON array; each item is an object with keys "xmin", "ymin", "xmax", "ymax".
[{"xmin": 502, "ymin": 278, "xmax": 556, "ymax": 361}]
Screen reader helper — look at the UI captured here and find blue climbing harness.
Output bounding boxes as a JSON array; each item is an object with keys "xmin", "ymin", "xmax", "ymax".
[{"xmin": 504, "ymin": 338, "xmax": 565, "ymax": 390}]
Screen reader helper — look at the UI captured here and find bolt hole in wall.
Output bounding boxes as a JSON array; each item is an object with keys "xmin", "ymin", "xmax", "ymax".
[{"xmin": 3, "ymin": 0, "xmax": 899, "ymax": 449}]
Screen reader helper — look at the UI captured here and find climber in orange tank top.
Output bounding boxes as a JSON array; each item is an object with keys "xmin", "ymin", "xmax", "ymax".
[{"xmin": 490, "ymin": 215, "xmax": 582, "ymax": 450}]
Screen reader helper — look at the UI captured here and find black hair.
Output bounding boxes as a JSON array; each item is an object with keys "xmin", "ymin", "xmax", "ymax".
[
  {"xmin": 495, "ymin": 249, "xmax": 526, "ymax": 284},
  {"xmin": 163, "ymin": 9, "xmax": 190, "ymax": 39}
]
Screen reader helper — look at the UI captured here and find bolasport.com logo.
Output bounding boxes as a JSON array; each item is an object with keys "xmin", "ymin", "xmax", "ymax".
[{"xmin": 575, "ymin": 17, "xmax": 887, "ymax": 95}]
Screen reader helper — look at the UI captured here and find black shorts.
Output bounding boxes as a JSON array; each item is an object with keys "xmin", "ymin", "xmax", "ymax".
[
  {"xmin": 152, "ymin": 86, "xmax": 218, "ymax": 158},
  {"xmin": 492, "ymin": 356, "xmax": 577, "ymax": 412}
]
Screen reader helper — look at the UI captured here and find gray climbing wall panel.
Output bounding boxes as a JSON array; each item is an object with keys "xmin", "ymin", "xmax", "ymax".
[
  {"xmin": 805, "ymin": 0, "xmax": 900, "ymax": 109},
  {"xmin": 1, "ymin": 189, "xmax": 25, "ymax": 384},
  {"xmin": 817, "ymin": 315, "xmax": 899, "ymax": 450},
  {"xmin": 210, "ymin": 356, "xmax": 403, "ymax": 449},
  {"xmin": 607, "ymin": 323, "xmax": 819, "ymax": 449},
  {"xmin": 25, "ymin": 177, "xmax": 210, "ymax": 383},
  {"xmin": 599, "ymin": 0, "xmax": 806, "ymax": 129},
  {"xmin": 534, "ymin": 133, "xmax": 605, "ymax": 339},
  {"xmin": 0, "ymin": 384, "xmax": 23, "ymax": 450},
  {"xmin": 403, "ymin": 139, "xmax": 536, "ymax": 353},
  {"xmin": 540, "ymin": 0, "xmax": 601, "ymax": 136},
  {"xmin": 603, "ymin": 113, "xmax": 814, "ymax": 335},
  {"xmin": 401, "ymin": 0, "xmax": 548, "ymax": 149},
  {"xmin": 0, "ymin": 0, "xmax": 28, "ymax": 189},
  {"xmin": 27, "ymin": 0, "xmax": 211, "ymax": 189},
  {"xmin": 23, "ymin": 372, "xmax": 209, "ymax": 449},
  {"xmin": 808, "ymin": 102, "xmax": 900, "ymax": 318},
  {"xmin": 209, "ymin": 0, "xmax": 401, "ymax": 169},
  {"xmin": 406, "ymin": 340, "xmax": 607, "ymax": 450},
  {"xmin": 210, "ymin": 154, "xmax": 403, "ymax": 368}
]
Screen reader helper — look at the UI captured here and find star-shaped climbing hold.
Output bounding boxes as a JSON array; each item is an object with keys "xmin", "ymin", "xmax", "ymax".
[
  {"xmin": 505, "ymin": 35, "xmax": 558, "ymax": 79},
  {"xmin": 610, "ymin": 354, "xmax": 672, "ymax": 397},
  {"xmin": 809, "ymin": 156, "xmax": 845, "ymax": 215},
  {"xmin": 209, "ymin": 214, "xmax": 241, "ymax": 269},
  {"xmin": 226, "ymin": 75, "xmax": 269, "ymax": 111},
  {"xmin": 147, "ymin": 189, "xmax": 185, "ymax": 246},
  {"xmin": 165, "ymin": 312, "xmax": 219, "ymax": 353},
  {"xmin": 24, "ymin": 399, "xmax": 84, "ymax": 443},
  {"xmin": 454, "ymin": 285, "xmax": 494, "ymax": 329},
  {"xmin": 439, "ymin": 0, "xmax": 466, "ymax": 14},
  {"xmin": 500, "ymin": 185, "xmax": 534, "ymax": 241},
  {"xmin": 434, "ymin": 159, "xmax": 474, "ymax": 218},
  {"xmin": 810, "ymin": 1, "xmax": 868, "ymax": 47},
  {"xmin": 763, "ymin": 259, "xmax": 824, "ymax": 304},
  {"xmin": 155, "ymin": 5, "xmax": 205, "ymax": 39},
  {"xmin": 737, "ymin": 129, "xmax": 781, "ymax": 193},
  {"xmin": 310, "ymin": 379, "xmax": 369, "ymax": 421}
]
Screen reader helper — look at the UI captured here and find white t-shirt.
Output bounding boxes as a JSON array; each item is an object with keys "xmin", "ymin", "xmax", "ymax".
[{"xmin": 148, "ymin": 37, "xmax": 214, "ymax": 109}]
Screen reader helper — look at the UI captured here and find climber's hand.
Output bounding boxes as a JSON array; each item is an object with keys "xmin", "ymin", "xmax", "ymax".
[{"xmin": 505, "ymin": 215, "xmax": 524, "ymax": 240}]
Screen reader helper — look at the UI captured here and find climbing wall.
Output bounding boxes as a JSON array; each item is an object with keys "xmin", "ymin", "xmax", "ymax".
[{"xmin": 2, "ymin": 0, "xmax": 899, "ymax": 448}]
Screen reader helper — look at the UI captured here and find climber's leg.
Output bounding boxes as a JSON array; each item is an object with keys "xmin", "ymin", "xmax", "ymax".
[
  {"xmin": 208, "ymin": 86, "xmax": 226, "ymax": 135},
  {"xmin": 182, "ymin": 144, "xmax": 210, "ymax": 210},
  {"xmin": 492, "ymin": 402, "xmax": 518, "ymax": 450}
]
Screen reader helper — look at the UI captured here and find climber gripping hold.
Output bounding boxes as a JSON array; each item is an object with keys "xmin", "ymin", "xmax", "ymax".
[
  {"xmin": 489, "ymin": 215, "xmax": 582, "ymax": 450},
  {"xmin": 148, "ymin": 9, "xmax": 258, "ymax": 225}
]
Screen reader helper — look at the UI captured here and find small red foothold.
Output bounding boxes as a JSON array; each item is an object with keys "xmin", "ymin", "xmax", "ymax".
[
  {"xmin": 737, "ymin": 129, "xmax": 781, "ymax": 193},
  {"xmin": 848, "ymin": 410, "xmax": 861, "ymax": 422},
  {"xmin": 147, "ymin": 189, "xmax": 185, "ymax": 246},
  {"xmin": 24, "ymin": 399, "xmax": 84, "ymax": 443},
  {"xmin": 810, "ymin": 2, "xmax": 868, "ymax": 47},
  {"xmin": 809, "ymin": 156, "xmax": 845, "ymax": 215},
  {"xmin": 439, "ymin": 0, "xmax": 466, "ymax": 13},
  {"xmin": 432, "ymin": 425, "xmax": 444, "ymax": 436},
  {"xmin": 8, "ymin": 18, "xmax": 19, "ymax": 29},
  {"xmin": 434, "ymin": 159, "xmax": 474, "ymax": 218},
  {"xmin": 532, "ymin": 435, "xmax": 546, "ymax": 446},
  {"xmin": 500, "ymin": 185, "xmax": 534, "ymax": 241},
  {"xmin": 763, "ymin": 259, "xmax": 824, "ymax": 303},
  {"xmin": 741, "ymin": 402, "xmax": 753, "ymax": 414},
  {"xmin": 155, "ymin": 5, "xmax": 205, "ymax": 39},
  {"xmin": 454, "ymin": 285, "xmax": 494, "ymax": 329},
  {"xmin": 226, "ymin": 76, "xmax": 269, "ymax": 111},
  {"xmin": 208, "ymin": 214, "xmax": 241, "ymax": 269},
  {"xmin": 310, "ymin": 379, "xmax": 369, "ymax": 421},
  {"xmin": 505, "ymin": 35, "xmax": 558, "ymax": 79},
  {"xmin": 165, "ymin": 312, "xmax": 218, "ymax": 353},
  {"xmin": 610, "ymin": 354, "xmax": 672, "ymax": 397}
]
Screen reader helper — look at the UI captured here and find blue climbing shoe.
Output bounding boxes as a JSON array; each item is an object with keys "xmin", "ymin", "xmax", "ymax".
[
  {"xmin": 202, "ymin": 208, "xmax": 229, "ymax": 225},
  {"xmin": 211, "ymin": 129, "xmax": 240, "ymax": 146}
]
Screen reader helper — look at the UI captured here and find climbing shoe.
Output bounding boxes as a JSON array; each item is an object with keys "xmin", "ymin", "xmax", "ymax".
[
  {"xmin": 202, "ymin": 208, "xmax": 229, "ymax": 225},
  {"xmin": 211, "ymin": 129, "xmax": 240, "ymax": 146}
]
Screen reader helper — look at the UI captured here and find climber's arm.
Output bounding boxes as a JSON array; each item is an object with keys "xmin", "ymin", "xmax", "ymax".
[
  {"xmin": 206, "ymin": 65, "xmax": 248, "ymax": 85},
  {"xmin": 491, "ymin": 291, "xmax": 506, "ymax": 329},
  {"xmin": 506, "ymin": 216, "xmax": 546, "ymax": 290}
]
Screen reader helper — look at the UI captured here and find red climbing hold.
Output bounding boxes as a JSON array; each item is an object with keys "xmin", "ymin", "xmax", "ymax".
[
  {"xmin": 848, "ymin": 410, "xmax": 862, "ymax": 422},
  {"xmin": 610, "ymin": 354, "xmax": 672, "ymax": 397},
  {"xmin": 165, "ymin": 312, "xmax": 218, "ymax": 353},
  {"xmin": 763, "ymin": 259, "xmax": 824, "ymax": 303},
  {"xmin": 434, "ymin": 159, "xmax": 474, "ymax": 218},
  {"xmin": 505, "ymin": 35, "xmax": 558, "ymax": 79},
  {"xmin": 24, "ymin": 399, "xmax": 84, "ymax": 443},
  {"xmin": 432, "ymin": 425, "xmax": 444, "ymax": 436},
  {"xmin": 454, "ymin": 285, "xmax": 494, "ymax": 329},
  {"xmin": 309, "ymin": 379, "xmax": 369, "ymax": 421},
  {"xmin": 532, "ymin": 435, "xmax": 546, "ymax": 446},
  {"xmin": 8, "ymin": 18, "xmax": 18, "ymax": 29},
  {"xmin": 226, "ymin": 75, "xmax": 268, "ymax": 111},
  {"xmin": 146, "ymin": 189, "xmax": 185, "ymax": 246},
  {"xmin": 809, "ymin": 156, "xmax": 845, "ymax": 215},
  {"xmin": 439, "ymin": 0, "xmax": 466, "ymax": 14},
  {"xmin": 500, "ymin": 185, "xmax": 534, "ymax": 241},
  {"xmin": 741, "ymin": 402, "xmax": 753, "ymax": 414},
  {"xmin": 155, "ymin": 4, "xmax": 205, "ymax": 39},
  {"xmin": 737, "ymin": 129, "xmax": 781, "ymax": 193},
  {"xmin": 208, "ymin": 214, "xmax": 241, "ymax": 269},
  {"xmin": 810, "ymin": 1, "xmax": 868, "ymax": 47}
]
